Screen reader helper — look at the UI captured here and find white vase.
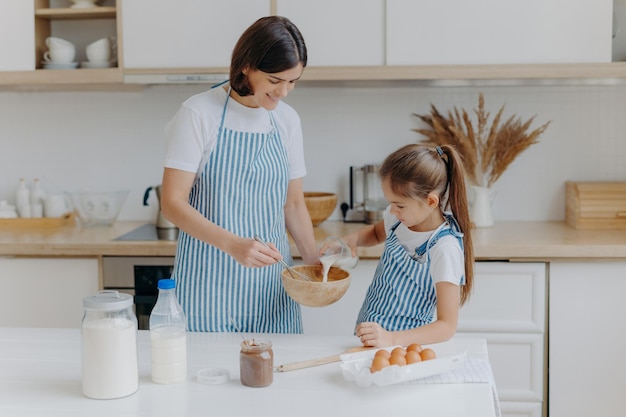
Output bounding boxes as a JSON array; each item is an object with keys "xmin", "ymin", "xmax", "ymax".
[{"xmin": 470, "ymin": 186, "xmax": 495, "ymax": 228}]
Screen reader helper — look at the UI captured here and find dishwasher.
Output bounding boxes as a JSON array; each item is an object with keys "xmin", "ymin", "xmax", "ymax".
[{"xmin": 102, "ymin": 256, "xmax": 175, "ymax": 330}]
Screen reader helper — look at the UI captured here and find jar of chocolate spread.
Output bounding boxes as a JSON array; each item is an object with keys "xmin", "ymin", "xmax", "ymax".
[{"xmin": 240, "ymin": 338, "xmax": 273, "ymax": 387}]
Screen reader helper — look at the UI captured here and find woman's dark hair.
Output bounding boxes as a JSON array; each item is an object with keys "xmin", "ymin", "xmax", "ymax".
[
  {"xmin": 230, "ymin": 16, "xmax": 307, "ymax": 96},
  {"xmin": 379, "ymin": 144, "xmax": 474, "ymax": 305}
]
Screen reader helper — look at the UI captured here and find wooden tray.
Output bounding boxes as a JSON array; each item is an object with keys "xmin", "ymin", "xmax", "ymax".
[{"xmin": 0, "ymin": 212, "xmax": 76, "ymax": 229}]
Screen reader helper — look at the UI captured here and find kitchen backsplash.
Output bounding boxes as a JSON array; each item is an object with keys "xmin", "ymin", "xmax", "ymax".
[{"xmin": 1, "ymin": 83, "xmax": 625, "ymax": 223}]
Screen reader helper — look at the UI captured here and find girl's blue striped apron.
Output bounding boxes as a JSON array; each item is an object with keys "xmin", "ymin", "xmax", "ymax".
[
  {"xmin": 356, "ymin": 214, "xmax": 464, "ymax": 331},
  {"xmin": 172, "ymin": 84, "xmax": 302, "ymax": 333}
]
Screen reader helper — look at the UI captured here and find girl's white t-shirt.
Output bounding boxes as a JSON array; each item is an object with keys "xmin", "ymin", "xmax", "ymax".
[
  {"xmin": 163, "ymin": 86, "xmax": 306, "ymax": 179},
  {"xmin": 382, "ymin": 207, "xmax": 464, "ymax": 285}
]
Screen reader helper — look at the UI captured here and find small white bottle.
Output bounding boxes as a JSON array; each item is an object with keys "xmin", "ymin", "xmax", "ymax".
[
  {"xmin": 149, "ymin": 279, "xmax": 187, "ymax": 384},
  {"xmin": 16, "ymin": 178, "xmax": 31, "ymax": 218},
  {"xmin": 30, "ymin": 178, "xmax": 46, "ymax": 218}
]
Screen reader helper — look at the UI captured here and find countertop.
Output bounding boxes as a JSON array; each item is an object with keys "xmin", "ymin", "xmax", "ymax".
[
  {"xmin": 0, "ymin": 327, "xmax": 498, "ymax": 417},
  {"xmin": 1, "ymin": 220, "xmax": 626, "ymax": 260}
]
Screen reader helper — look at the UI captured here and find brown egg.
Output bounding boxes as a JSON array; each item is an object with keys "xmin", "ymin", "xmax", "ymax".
[
  {"xmin": 389, "ymin": 354, "xmax": 407, "ymax": 366},
  {"xmin": 406, "ymin": 343, "xmax": 423, "ymax": 353},
  {"xmin": 374, "ymin": 349, "xmax": 391, "ymax": 360},
  {"xmin": 370, "ymin": 356, "xmax": 390, "ymax": 373},
  {"xmin": 406, "ymin": 350, "xmax": 422, "ymax": 364},
  {"xmin": 420, "ymin": 348, "xmax": 437, "ymax": 361},
  {"xmin": 391, "ymin": 347, "xmax": 407, "ymax": 357}
]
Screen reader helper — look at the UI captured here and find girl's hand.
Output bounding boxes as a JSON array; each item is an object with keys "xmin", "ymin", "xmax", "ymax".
[
  {"xmin": 355, "ymin": 322, "xmax": 393, "ymax": 348},
  {"xmin": 228, "ymin": 236, "xmax": 282, "ymax": 268}
]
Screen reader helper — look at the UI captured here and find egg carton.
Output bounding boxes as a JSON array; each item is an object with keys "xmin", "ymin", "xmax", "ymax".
[{"xmin": 339, "ymin": 347, "xmax": 466, "ymax": 387}]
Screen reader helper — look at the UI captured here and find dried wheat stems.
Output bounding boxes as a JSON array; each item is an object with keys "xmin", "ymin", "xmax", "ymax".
[{"xmin": 414, "ymin": 93, "xmax": 551, "ymax": 188}]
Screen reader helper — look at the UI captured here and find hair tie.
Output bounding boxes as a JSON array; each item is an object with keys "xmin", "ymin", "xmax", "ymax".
[{"xmin": 435, "ymin": 146, "xmax": 444, "ymax": 158}]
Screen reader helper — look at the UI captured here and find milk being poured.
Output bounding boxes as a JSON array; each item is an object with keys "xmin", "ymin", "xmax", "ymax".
[{"xmin": 320, "ymin": 254, "xmax": 343, "ymax": 282}]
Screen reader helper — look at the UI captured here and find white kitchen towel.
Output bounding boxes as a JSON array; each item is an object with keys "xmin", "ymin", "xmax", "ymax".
[{"xmin": 404, "ymin": 358, "xmax": 502, "ymax": 417}]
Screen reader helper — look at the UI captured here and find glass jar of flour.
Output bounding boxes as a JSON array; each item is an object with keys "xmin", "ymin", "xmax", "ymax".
[{"xmin": 81, "ymin": 290, "xmax": 138, "ymax": 399}]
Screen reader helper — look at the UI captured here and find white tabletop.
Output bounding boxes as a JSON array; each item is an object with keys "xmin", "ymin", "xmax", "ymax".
[{"xmin": 0, "ymin": 327, "xmax": 498, "ymax": 417}]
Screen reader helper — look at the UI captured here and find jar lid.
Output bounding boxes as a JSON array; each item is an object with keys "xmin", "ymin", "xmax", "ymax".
[
  {"xmin": 83, "ymin": 290, "xmax": 133, "ymax": 311},
  {"xmin": 197, "ymin": 368, "xmax": 229, "ymax": 385}
]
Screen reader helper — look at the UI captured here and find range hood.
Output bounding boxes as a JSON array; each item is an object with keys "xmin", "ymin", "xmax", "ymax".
[{"xmin": 123, "ymin": 72, "xmax": 229, "ymax": 85}]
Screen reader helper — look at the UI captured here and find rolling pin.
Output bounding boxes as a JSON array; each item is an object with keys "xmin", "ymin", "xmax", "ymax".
[{"xmin": 274, "ymin": 346, "xmax": 372, "ymax": 372}]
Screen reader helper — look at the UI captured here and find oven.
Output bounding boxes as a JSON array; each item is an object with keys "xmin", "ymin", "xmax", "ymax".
[{"xmin": 102, "ymin": 256, "xmax": 175, "ymax": 330}]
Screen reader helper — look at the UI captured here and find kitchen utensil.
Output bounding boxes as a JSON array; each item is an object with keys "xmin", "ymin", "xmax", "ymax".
[
  {"xmin": 345, "ymin": 164, "xmax": 388, "ymax": 224},
  {"xmin": 70, "ymin": 190, "xmax": 128, "ymax": 226},
  {"xmin": 253, "ymin": 235, "xmax": 313, "ymax": 282},
  {"xmin": 143, "ymin": 185, "xmax": 179, "ymax": 240},
  {"xmin": 274, "ymin": 346, "xmax": 372, "ymax": 372},
  {"xmin": 303, "ymin": 192, "xmax": 337, "ymax": 226},
  {"xmin": 280, "ymin": 265, "xmax": 350, "ymax": 307}
]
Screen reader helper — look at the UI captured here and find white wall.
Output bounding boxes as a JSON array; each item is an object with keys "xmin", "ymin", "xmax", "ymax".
[{"xmin": 1, "ymin": 83, "xmax": 625, "ymax": 223}]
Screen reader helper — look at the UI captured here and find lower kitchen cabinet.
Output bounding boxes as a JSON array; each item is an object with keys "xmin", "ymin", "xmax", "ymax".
[
  {"xmin": 0, "ymin": 257, "xmax": 99, "ymax": 328},
  {"xmin": 549, "ymin": 261, "xmax": 626, "ymax": 417},
  {"xmin": 457, "ymin": 262, "xmax": 547, "ymax": 417}
]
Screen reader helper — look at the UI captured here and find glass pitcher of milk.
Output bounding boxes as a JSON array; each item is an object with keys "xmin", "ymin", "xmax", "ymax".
[{"xmin": 319, "ymin": 236, "xmax": 358, "ymax": 282}]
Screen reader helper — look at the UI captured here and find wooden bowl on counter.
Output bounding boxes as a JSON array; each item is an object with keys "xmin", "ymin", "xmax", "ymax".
[
  {"xmin": 304, "ymin": 192, "xmax": 337, "ymax": 226},
  {"xmin": 281, "ymin": 265, "xmax": 350, "ymax": 307}
]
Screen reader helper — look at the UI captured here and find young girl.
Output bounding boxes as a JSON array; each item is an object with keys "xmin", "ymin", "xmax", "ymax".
[{"xmin": 344, "ymin": 144, "xmax": 474, "ymax": 348}]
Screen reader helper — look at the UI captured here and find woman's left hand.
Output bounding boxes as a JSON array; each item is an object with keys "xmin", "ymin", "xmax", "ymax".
[{"xmin": 355, "ymin": 322, "xmax": 393, "ymax": 348}]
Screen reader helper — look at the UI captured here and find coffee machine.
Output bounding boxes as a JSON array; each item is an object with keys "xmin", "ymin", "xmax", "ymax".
[{"xmin": 341, "ymin": 164, "xmax": 388, "ymax": 224}]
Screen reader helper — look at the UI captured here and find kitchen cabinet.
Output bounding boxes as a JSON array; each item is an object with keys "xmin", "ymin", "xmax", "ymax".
[
  {"xmin": 386, "ymin": 0, "xmax": 612, "ymax": 66},
  {"xmin": 549, "ymin": 261, "xmax": 626, "ymax": 417},
  {"xmin": 275, "ymin": 0, "xmax": 384, "ymax": 66},
  {"xmin": 121, "ymin": 0, "xmax": 269, "ymax": 73},
  {"xmin": 0, "ymin": 0, "xmax": 35, "ymax": 71},
  {"xmin": 0, "ymin": 0, "xmax": 122, "ymax": 88},
  {"xmin": 457, "ymin": 262, "xmax": 546, "ymax": 417},
  {"xmin": 0, "ymin": 256, "xmax": 99, "ymax": 328}
]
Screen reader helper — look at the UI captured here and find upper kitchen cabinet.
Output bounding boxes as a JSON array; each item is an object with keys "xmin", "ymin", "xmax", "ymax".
[
  {"xmin": 0, "ymin": 0, "xmax": 35, "ymax": 71},
  {"xmin": 275, "ymin": 0, "xmax": 385, "ymax": 66},
  {"xmin": 0, "ymin": 0, "xmax": 123, "ymax": 89},
  {"xmin": 121, "ymin": 0, "xmax": 270, "ymax": 82},
  {"xmin": 386, "ymin": 0, "xmax": 613, "ymax": 66}
]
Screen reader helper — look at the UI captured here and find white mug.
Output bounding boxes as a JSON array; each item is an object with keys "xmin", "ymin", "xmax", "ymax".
[{"xmin": 86, "ymin": 37, "xmax": 112, "ymax": 62}]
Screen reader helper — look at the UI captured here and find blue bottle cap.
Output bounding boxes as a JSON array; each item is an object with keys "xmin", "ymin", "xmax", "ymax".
[{"xmin": 157, "ymin": 278, "xmax": 176, "ymax": 290}]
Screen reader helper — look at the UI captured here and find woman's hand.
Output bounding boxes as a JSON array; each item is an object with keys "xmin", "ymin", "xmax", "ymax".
[
  {"xmin": 355, "ymin": 322, "xmax": 393, "ymax": 348},
  {"xmin": 227, "ymin": 236, "xmax": 283, "ymax": 268}
]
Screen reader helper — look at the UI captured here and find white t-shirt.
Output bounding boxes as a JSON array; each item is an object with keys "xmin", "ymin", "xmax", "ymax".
[
  {"xmin": 382, "ymin": 207, "xmax": 464, "ymax": 286},
  {"xmin": 163, "ymin": 86, "xmax": 307, "ymax": 179}
]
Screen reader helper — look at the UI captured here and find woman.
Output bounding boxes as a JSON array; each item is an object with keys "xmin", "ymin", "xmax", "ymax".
[{"xmin": 161, "ymin": 16, "xmax": 319, "ymax": 333}]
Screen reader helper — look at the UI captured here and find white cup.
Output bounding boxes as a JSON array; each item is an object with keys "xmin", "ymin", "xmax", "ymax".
[
  {"xmin": 45, "ymin": 36, "xmax": 74, "ymax": 49},
  {"xmin": 44, "ymin": 194, "xmax": 69, "ymax": 218},
  {"xmin": 86, "ymin": 37, "xmax": 112, "ymax": 62},
  {"xmin": 44, "ymin": 48, "xmax": 76, "ymax": 63}
]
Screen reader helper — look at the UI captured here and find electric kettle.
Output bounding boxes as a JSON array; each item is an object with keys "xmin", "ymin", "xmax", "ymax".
[{"xmin": 143, "ymin": 185, "xmax": 179, "ymax": 240}]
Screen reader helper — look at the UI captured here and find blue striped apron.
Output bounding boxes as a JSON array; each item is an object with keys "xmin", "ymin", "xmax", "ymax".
[
  {"xmin": 172, "ymin": 85, "xmax": 302, "ymax": 333},
  {"xmin": 356, "ymin": 214, "xmax": 464, "ymax": 331}
]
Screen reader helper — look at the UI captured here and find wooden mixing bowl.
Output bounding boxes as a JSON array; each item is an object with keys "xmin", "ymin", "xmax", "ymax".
[
  {"xmin": 304, "ymin": 192, "xmax": 337, "ymax": 226},
  {"xmin": 281, "ymin": 265, "xmax": 350, "ymax": 307}
]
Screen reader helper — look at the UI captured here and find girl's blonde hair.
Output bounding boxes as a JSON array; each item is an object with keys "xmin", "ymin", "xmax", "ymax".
[{"xmin": 379, "ymin": 144, "xmax": 474, "ymax": 305}]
